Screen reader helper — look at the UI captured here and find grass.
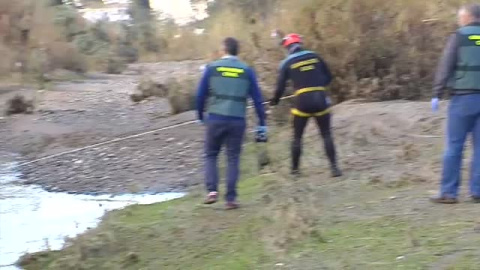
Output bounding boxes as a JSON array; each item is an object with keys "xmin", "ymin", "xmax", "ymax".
[
  {"xmin": 18, "ymin": 126, "xmax": 480, "ymax": 270},
  {"xmin": 291, "ymin": 218, "xmax": 474, "ymax": 270}
]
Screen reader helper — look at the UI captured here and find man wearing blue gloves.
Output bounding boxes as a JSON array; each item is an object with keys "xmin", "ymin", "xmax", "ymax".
[
  {"xmin": 196, "ymin": 37, "xmax": 267, "ymax": 210},
  {"xmin": 431, "ymin": 4, "xmax": 480, "ymax": 204}
]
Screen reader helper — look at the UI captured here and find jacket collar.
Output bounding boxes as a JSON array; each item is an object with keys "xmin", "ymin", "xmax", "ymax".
[
  {"xmin": 466, "ymin": 22, "xmax": 480, "ymax": 26},
  {"xmin": 288, "ymin": 44, "xmax": 303, "ymax": 54},
  {"xmin": 221, "ymin": 55, "xmax": 239, "ymax": 60}
]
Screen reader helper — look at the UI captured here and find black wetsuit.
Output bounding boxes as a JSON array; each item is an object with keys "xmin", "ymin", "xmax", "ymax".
[{"xmin": 272, "ymin": 47, "xmax": 339, "ymax": 173}]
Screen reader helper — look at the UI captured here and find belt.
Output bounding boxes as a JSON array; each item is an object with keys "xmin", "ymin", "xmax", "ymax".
[
  {"xmin": 450, "ymin": 90, "xmax": 480, "ymax": 96},
  {"xmin": 294, "ymin": 87, "xmax": 326, "ymax": 96},
  {"xmin": 291, "ymin": 108, "xmax": 331, "ymax": 117}
]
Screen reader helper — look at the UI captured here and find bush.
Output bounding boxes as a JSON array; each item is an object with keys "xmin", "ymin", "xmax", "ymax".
[
  {"xmin": 5, "ymin": 94, "xmax": 35, "ymax": 115},
  {"xmin": 0, "ymin": 43, "xmax": 15, "ymax": 76},
  {"xmin": 47, "ymin": 42, "xmax": 87, "ymax": 73},
  {"xmin": 129, "ymin": 77, "xmax": 169, "ymax": 102},
  {"xmin": 166, "ymin": 78, "xmax": 196, "ymax": 115},
  {"xmin": 91, "ymin": 50, "xmax": 127, "ymax": 74},
  {"xmin": 116, "ymin": 44, "xmax": 139, "ymax": 63},
  {"xmin": 106, "ymin": 55, "xmax": 127, "ymax": 74},
  {"xmin": 73, "ymin": 32, "xmax": 110, "ymax": 56}
]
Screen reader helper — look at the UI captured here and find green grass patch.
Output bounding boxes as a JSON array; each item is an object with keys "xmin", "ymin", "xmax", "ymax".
[{"xmin": 289, "ymin": 218, "xmax": 474, "ymax": 270}]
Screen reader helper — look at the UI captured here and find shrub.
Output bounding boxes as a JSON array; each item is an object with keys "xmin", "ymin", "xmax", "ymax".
[
  {"xmin": 5, "ymin": 94, "xmax": 35, "ymax": 115},
  {"xmin": 47, "ymin": 42, "xmax": 87, "ymax": 73},
  {"xmin": 166, "ymin": 78, "xmax": 196, "ymax": 115},
  {"xmin": 116, "ymin": 44, "xmax": 139, "ymax": 63},
  {"xmin": 129, "ymin": 77, "xmax": 169, "ymax": 102}
]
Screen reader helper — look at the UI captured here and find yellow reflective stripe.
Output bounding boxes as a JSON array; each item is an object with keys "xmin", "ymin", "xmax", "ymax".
[
  {"xmin": 290, "ymin": 58, "xmax": 319, "ymax": 69},
  {"xmin": 222, "ymin": 72, "xmax": 239, "ymax": 78},
  {"xmin": 469, "ymin": 35, "xmax": 480, "ymax": 40},
  {"xmin": 291, "ymin": 108, "xmax": 312, "ymax": 117},
  {"xmin": 291, "ymin": 108, "xmax": 331, "ymax": 117},
  {"xmin": 294, "ymin": 87, "xmax": 326, "ymax": 96},
  {"xmin": 314, "ymin": 108, "xmax": 331, "ymax": 117},
  {"xmin": 300, "ymin": 65, "xmax": 315, "ymax": 72},
  {"xmin": 216, "ymin": 67, "xmax": 245, "ymax": 73}
]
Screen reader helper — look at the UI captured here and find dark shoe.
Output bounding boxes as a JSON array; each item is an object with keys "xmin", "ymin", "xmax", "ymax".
[
  {"xmin": 331, "ymin": 166, "xmax": 343, "ymax": 178},
  {"xmin": 204, "ymin": 192, "xmax": 218, "ymax": 204},
  {"xmin": 429, "ymin": 195, "xmax": 458, "ymax": 204},
  {"xmin": 471, "ymin": 196, "xmax": 480, "ymax": 203},
  {"xmin": 225, "ymin": 201, "xmax": 239, "ymax": 210}
]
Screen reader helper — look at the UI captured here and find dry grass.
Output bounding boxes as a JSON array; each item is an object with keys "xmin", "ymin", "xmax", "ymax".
[
  {"xmin": 129, "ymin": 77, "xmax": 169, "ymax": 102},
  {"xmin": 166, "ymin": 77, "xmax": 197, "ymax": 115}
]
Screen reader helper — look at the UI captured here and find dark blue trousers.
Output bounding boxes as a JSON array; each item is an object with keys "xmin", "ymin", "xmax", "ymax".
[
  {"xmin": 204, "ymin": 120, "xmax": 246, "ymax": 202},
  {"xmin": 440, "ymin": 94, "xmax": 480, "ymax": 198}
]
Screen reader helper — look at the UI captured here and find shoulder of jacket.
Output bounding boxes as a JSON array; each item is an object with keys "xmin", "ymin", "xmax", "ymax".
[
  {"xmin": 209, "ymin": 59, "xmax": 224, "ymax": 66},
  {"xmin": 279, "ymin": 50, "xmax": 318, "ymax": 69},
  {"xmin": 235, "ymin": 59, "xmax": 250, "ymax": 69}
]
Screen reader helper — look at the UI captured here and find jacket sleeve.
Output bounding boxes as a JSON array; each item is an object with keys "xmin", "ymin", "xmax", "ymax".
[
  {"xmin": 195, "ymin": 67, "xmax": 211, "ymax": 121},
  {"xmin": 433, "ymin": 33, "xmax": 459, "ymax": 98},
  {"xmin": 273, "ymin": 61, "xmax": 289, "ymax": 104},
  {"xmin": 247, "ymin": 68, "xmax": 266, "ymax": 126}
]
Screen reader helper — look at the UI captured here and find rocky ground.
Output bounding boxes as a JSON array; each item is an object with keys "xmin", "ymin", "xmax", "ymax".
[{"xmin": 0, "ymin": 61, "xmax": 209, "ymax": 194}]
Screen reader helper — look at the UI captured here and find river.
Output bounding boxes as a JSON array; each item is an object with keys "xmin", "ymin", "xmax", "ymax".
[{"xmin": 0, "ymin": 154, "xmax": 184, "ymax": 269}]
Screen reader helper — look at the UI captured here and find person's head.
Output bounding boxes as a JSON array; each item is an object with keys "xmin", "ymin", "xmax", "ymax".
[
  {"xmin": 281, "ymin": 33, "xmax": 303, "ymax": 52},
  {"xmin": 458, "ymin": 4, "xmax": 480, "ymax": 27},
  {"xmin": 222, "ymin": 37, "xmax": 239, "ymax": 56}
]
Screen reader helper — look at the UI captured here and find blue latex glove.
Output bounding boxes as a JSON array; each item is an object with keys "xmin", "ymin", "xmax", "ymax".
[
  {"xmin": 326, "ymin": 96, "xmax": 332, "ymax": 106},
  {"xmin": 256, "ymin": 126, "xmax": 268, "ymax": 142},
  {"xmin": 431, "ymin": 98, "xmax": 439, "ymax": 112},
  {"xmin": 196, "ymin": 119, "xmax": 204, "ymax": 125}
]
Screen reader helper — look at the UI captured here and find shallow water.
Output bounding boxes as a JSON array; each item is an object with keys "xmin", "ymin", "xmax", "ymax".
[{"xmin": 0, "ymin": 161, "xmax": 185, "ymax": 269}]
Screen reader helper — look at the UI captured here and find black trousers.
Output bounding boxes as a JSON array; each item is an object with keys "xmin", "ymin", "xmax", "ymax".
[{"xmin": 292, "ymin": 114, "xmax": 337, "ymax": 171}]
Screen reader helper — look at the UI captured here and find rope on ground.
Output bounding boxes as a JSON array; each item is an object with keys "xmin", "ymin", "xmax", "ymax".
[
  {"xmin": 17, "ymin": 120, "xmax": 196, "ymax": 167},
  {"xmin": 17, "ymin": 95, "xmax": 295, "ymax": 167}
]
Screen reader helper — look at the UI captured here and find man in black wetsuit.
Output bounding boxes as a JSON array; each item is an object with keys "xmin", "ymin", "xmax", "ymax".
[{"xmin": 270, "ymin": 33, "xmax": 342, "ymax": 177}]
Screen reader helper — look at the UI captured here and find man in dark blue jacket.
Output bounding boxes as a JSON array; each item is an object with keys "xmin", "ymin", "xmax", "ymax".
[
  {"xmin": 270, "ymin": 34, "xmax": 341, "ymax": 177},
  {"xmin": 196, "ymin": 37, "xmax": 267, "ymax": 210}
]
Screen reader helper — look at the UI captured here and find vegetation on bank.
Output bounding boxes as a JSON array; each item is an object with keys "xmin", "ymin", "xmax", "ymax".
[{"xmin": 0, "ymin": 0, "xmax": 169, "ymax": 84}]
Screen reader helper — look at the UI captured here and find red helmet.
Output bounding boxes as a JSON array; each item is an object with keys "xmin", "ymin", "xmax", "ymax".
[{"xmin": 281, "ymin": 33, "xmax": 302, "ymax": 48}]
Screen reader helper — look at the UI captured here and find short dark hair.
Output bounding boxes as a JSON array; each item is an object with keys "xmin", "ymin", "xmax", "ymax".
[
  {"xmin": 462, "ymin": 4, "xmax": 480, "ymax": 21},
  {"xmin": 223, "ymin": 37, "xmax": 239, "ymax": 56}
]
